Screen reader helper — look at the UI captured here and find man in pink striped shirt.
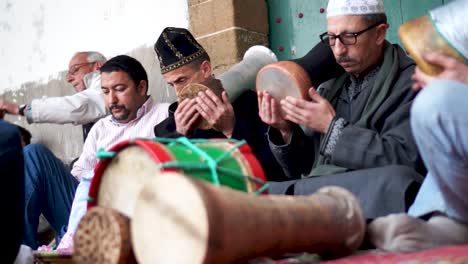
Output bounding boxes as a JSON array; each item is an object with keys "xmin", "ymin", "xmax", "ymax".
[{"xmin": 22, "ymin": 55, "xmax": 169, "ymax": 249}]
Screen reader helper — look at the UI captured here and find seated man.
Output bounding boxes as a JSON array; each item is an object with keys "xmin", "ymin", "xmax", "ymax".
[
  {"xmin": 368, "ymin": 0, "xmax": 468, "ymax": 252},
  {"xmin": 153, "ymin": 27, "xmax": 286, "ymax": 181},
  {"xmin": 258, "ymin": 0, "xmax": 425, "ymax": 219},
  {"xmin": 0, "ymin": 121, "xmax": 24, "ymax": 263},
  {"xmin": 22, "ymin": 55, "xmax": 169, "ymax": 249},
  {"xmin": 0, "ymin": 51, "xmax": 108, "ymax": 141}
]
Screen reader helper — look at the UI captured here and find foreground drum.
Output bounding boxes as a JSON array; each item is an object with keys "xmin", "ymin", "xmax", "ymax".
[
  {"xmin": 88, "ymin": 138, "xmax": 267, "ymax": 217},
  {"xmin": 256, "ymin": 61, "xmax": 312, "ymax": 101},
  {"xmin": 34, "ymin": 251, "xmax": 72, "ymax": 264},
  {"xmin": 131, "ymin": 172, "xmax": 365, "ymax": 264},
  {"xmin": 73, "ymin": 207, "xmax": 136, "ymax": 264}
]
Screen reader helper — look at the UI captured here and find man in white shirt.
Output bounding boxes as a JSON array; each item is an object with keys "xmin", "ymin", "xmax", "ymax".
[
  {"xmin": 22, "ymin": 55, "xmax": 169, "ymax": 249},
  {"xmin": 0, "ymin": 51, "xmax": 108, "ymax": 140}
]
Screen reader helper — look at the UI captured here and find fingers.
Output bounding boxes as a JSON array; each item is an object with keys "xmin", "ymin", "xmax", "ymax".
[
  {"xmin": 258, "ymin": 91, "xmax": 274, "ymax": 122},
  {"xmin": 195, "ymin": 104, "xmax": 211, "ymax": 124},
  {"xmin": 176, "ymin": 98, "xmax": 195, "ymax": 114},
  {"xmin": 411, "ymin": 67, "xmax": 433, "ymax": 90},
  {"xmin": 282, "ymin": 105, "xmax": 308, "ymax": 125},
  {"xmin": 423, "ymin": 52, "xmax": 459, "ymax": 69},
  {"xmin": 195, "ymin": 90, "xmax": 218, "ymax": 114},
  {"xmin": 186, "ymin": 112, "xmax": 200, "ymax": 128},
  {"xmin": 282, "ymin": 96, "xmax": 309, "ymax": 110},
  {"xmin": 221, "ymin": 91, "xmax": 230, "ymax": 104},
  {"xmin": 175, "ymin": 99, "xmax": 198, "ymax": 125},
  {"xmin": 257, "ymin": 90, "xmax": 263, "ymax": 110},
  {"xmin": 307, "ymin": 87, "xmax": 323, "ymax": 103}
]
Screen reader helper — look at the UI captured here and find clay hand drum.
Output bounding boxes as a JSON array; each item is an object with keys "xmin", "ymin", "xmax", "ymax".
[
  {"xmin": 256, "ymin": 61, "xmax": 312, "ymax": 101},
  {"xmin": 399, "ymin": 0, "xmax": 468, "ymax": 76},
  {"xmin": 177, "ymin": 78, "xmax": 225, "ymax": 130}
]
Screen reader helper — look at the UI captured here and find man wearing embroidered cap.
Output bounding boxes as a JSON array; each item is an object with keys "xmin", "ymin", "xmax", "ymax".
[
  {"xmin": 153, "ymin": 27, "xmax": 285, "ymax": 181},
  {"xmin": 259, "ymin": 0, "xmax": 424, "ymax": 219}
]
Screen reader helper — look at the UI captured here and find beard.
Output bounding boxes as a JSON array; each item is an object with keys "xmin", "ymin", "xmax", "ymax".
[{"xmin": 109, "ymin": 104, "xmax": 130, "ymax": 121}]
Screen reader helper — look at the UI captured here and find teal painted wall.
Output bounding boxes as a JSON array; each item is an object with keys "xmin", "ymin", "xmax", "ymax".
[{"xmin": 268, "ymin": 0, "xmax": 447, "ymax": 60}]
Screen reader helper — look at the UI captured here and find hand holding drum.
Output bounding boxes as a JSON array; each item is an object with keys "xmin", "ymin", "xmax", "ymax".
[
  {"xmin": 399, "ymin": 1, "xmax": 467, "ymax": 76},
  {"xmin": 177, "ymin": 78, "xmax": 225, "ymax": 130}
]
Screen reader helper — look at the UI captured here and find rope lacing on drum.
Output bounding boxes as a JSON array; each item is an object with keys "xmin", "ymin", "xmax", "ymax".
[{"xmin": 153, "ymin": 137, "xmax": 269, "ymax": 195}]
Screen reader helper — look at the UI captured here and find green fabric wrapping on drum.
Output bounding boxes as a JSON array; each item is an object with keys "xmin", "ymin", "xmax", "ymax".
[
  {"xmin": 153, "ymin": 137, "xmax": 268, "ymax": 194},
  {"xmin": 96, "ymin": 148, "xmax": 116, "ymax": 159}
]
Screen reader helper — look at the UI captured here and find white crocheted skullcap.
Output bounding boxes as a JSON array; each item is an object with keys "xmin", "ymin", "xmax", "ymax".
[
  {"xmin": 430, "ymin": 0, "xmax": 468, "ymax": 60},
  {"xmin": 327, "ymin": 0, "xmax": 385, "ymax": 18}
]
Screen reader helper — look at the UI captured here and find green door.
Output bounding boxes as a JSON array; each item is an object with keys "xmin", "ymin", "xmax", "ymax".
[{"xmin": 268, "ymin": 0, "xmax": 447, "ymax": 60}]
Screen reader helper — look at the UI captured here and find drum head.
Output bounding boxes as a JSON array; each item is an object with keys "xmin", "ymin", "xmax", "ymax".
[
  {"xmin": 256, "ymin": 61, "xmax": 312, "ymax": 101},
  {"xmin": 97, "ymin": 146, "xmax": 166, "ymax": 217}
]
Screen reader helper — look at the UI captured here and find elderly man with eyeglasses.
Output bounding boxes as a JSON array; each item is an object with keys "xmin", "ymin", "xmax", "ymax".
[
  {"xmin": 0, "ymin": 52, "xmax": 108, "ymax": 141},
  {"xmin": 258, "ymin": 0, "xmax": 425, "ymax": 219}
]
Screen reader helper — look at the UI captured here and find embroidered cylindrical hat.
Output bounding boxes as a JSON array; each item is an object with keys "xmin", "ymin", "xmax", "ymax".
[
  {"xmin": 154, "ymin": 27, "xmax": 209, "ymax": 74},
  {"xmin": 327, "ymin": 0, "xmax": 385, "ymax": 18}
]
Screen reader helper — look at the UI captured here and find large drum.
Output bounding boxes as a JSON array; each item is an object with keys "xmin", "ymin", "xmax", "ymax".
[{"xmin": 88, "ymin": 138, "xmax": 267, "ymax": 218}]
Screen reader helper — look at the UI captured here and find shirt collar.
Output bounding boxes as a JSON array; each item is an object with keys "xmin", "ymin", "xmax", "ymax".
[
  {"xmin": 83, "ymin": 71, "xmax": 100, "ymax": 89},
  {"xmin": 109, "ymin": 96, "xmax": 154, "ymax": 126}
]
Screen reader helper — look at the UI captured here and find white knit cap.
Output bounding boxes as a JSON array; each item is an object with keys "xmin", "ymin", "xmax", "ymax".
[
  {"xmin": 430, "ymin": 0, "xmax": 468, "ymax": 60},
  {"xmin": 327, "ymin": 0, "xmax": 385, "ymax": 18}
]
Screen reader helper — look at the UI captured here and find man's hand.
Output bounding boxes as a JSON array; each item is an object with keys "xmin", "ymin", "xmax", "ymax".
[
  {"xmin": 195, "ymin": 90, "xmax": 235, "ymax": 138},
  {"xmin": 174, "ymin": 98, "xmax": 200, "ymax": 136},
  {"xmin": 280, "ymin": 87, "xmax": 335, "ymax": 134},
  {"xmin": 0, "ymin": 99, "xmax": 19, "ymax": 115},
  {"xmin": 412, "ymin": 52, "xmax": 468, "ymax": 91},
  {"xmin": 258, "ymin": 90, "xmax": 292, "ymax": 143}
]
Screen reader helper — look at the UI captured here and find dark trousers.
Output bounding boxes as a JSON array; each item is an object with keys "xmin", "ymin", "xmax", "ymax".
[
  {"xmin": 0, "ymin": 121, "xmax": 24, "ymax": 263},
  {"xmin": 269, "ymin": 165, "xmax": 423, "ymax": 219}
]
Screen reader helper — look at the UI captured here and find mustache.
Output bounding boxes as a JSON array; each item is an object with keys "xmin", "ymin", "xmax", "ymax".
[
  {"xmin": 109, "ymin": 104, "xmax": 126, "ymax": 111},
  {"xmin": 336, "ymin": 56, "xmax": 357, "ymax": 64}
]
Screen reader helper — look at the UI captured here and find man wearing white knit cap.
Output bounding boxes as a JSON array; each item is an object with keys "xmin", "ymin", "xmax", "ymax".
[
  {"xmin": 261, "ymin": 0, "xmax": 424, "ymax": 219},
  {"xmin": 369, "ymin": 0, "xmax": 468, "ymax": 253}
]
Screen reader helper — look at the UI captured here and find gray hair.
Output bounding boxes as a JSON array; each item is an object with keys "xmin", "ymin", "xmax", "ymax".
[
  {"xmin": 362, "ymin": 13, "xmax": 388, "ymax": 26},
  {"xmin": 73, "ymin": 51, "xmax": 107, "ymax": 63}
]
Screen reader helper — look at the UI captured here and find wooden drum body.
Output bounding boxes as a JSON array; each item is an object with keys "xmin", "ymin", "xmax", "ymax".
[{"xmin": 88, "ymin": 138, "xmax": 267, "ymax": 218}]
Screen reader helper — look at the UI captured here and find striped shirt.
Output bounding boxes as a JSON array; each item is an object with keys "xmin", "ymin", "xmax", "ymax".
[{"xmin": 71, "ymin": 97, "xmax": 169, "ymax": 181}]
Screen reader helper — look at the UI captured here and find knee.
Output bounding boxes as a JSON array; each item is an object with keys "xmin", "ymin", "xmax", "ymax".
[
  {"xmin": 23, "ymin": 144, "xmax": 52, "ymax": 159},
  {"xmin": 0, "ymin": 121, "xmax": 21, "ymax": 148},
  {"xmin": 411, "ymin": 80, "xmax": 464, "ymax": 129},
  {"xmin": 385, "ymin": 165, "xmax": 422, "ymax": 181}
]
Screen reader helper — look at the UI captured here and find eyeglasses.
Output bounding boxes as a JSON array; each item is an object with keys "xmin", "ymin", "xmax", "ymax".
[
  {"xmin": 320, "ymin": 22, "xmax": 383, "ymax": 46},
  {"xmin": 67, "ymin": 62, "xmax": 94, "ymax": 76}
]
